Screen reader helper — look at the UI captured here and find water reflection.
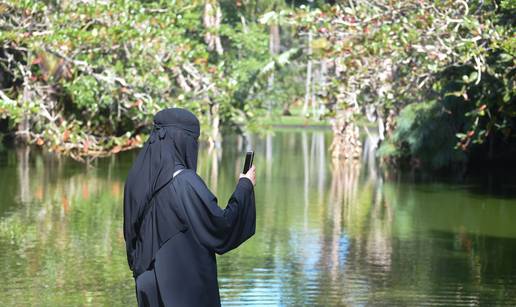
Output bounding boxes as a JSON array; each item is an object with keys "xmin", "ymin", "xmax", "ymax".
[
  {"xmin": 1, "ymin": 130, "xmax": 516, "ymax": 306},
  {"xmin": 16, "ymin": 147, "xmax": 31, "ymax": 204},
  {"xmin": 0, "ymin": 149, "xmax": 132, "ymax": 306}
]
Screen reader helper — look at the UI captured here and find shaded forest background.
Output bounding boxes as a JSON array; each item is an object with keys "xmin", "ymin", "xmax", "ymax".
[{"xmin": 0, "ymin": 0, "xmax": 514, "ymax": 170}]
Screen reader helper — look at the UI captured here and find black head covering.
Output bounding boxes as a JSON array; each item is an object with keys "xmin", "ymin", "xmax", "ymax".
[{"xmin": 123, "ymin": 108, "xmax": 200, "ymax": 274}]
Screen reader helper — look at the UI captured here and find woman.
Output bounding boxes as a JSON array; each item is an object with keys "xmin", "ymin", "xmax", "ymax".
[{"xmin": 123, "ymin": 108, "xmax": 256, "ymax": 307}]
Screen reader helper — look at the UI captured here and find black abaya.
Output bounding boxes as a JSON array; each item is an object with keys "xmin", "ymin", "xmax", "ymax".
[
  {"xmin": 135, "ymin": 171, "xmax": 255, "ymax": 307},
  {"xmin": 123, "ymin": 108, "xmax": 256, "ymax": 307},
  {"xmin": 154, "ymin": 171, "xmax": 255, "ymax": 306}
]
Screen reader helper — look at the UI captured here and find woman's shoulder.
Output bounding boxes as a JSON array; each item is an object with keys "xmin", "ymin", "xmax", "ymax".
[
  {"xmin": 173, "ymin": 169, "xmax": 216, "ymax": 202},
  {"xmin": 174, "ymin": 169, "xmax": 208, "ymax": 191}
]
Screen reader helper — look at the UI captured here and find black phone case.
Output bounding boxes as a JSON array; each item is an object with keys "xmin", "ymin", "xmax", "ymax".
[{"xmin": 243, "ymin": 151, "xmax": 254, "ymax": 174}]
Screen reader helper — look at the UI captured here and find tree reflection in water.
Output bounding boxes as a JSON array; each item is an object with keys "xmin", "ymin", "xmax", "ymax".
[
  {"xmin": 1, "ymin": 130, "xmax": 516, "ymax": 305},
  {"xmin": 0, "ymin": 149, "xmax": 131, "ymax": 305}
]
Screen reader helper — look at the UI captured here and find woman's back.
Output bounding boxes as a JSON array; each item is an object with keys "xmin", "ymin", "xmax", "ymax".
[{"xmin": 124, "ymin": 108, "xmax": 256, "ymax": 307}]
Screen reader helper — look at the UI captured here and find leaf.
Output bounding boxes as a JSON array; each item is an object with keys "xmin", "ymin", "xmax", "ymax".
[
  {"xmin": 499, "ymin": 53, "xmax": 513, "ymax": 62},
  {"xmin": 259, "ymin": 12, "xmax": 277, "ymax": 25},
  {"xmin": 343, "ymin": 7, "xmax": 354, "ymax": 15},
  {"xmin": 467, "ymin": 71, "xmax": 478, "ymax": 84},
  {"xmin": 445, "ymin": 90, "xmax": 465, "ymax": 97},
  {"xmin": 62, "ymin": 130, "xmax": 70, "ymax": 142}
]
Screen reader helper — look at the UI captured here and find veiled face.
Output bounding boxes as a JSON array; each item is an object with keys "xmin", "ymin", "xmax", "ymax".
[
  {"xmin": 152, "ymin": 107, "xmax": 200, "ymax": 173},
  {"xmin": 184, "ymin": 135, "xmax": 199, "ymax": 172},
  {"xmin": 170, "ymin": 128, "xmax": 199, "ymax": 172}
]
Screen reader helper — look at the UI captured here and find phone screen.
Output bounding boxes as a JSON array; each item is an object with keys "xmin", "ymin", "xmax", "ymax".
[{"xmin": 243, "ymin": 151, "xmax": 254, "ymax": 174}]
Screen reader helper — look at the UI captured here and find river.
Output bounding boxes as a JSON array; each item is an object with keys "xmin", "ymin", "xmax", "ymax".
[{"xmin": 1, "ymin": 129, "xmax": 515, "ymax": 306}]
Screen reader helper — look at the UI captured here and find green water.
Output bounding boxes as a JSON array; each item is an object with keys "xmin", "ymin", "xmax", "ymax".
[{"xmin": 1, "ymin": 130, "xmax": 516, "ymax": 306}]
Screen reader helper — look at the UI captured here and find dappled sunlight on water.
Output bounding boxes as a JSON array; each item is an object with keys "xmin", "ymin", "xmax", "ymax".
[{"xmin": 1, "ymin": 130, "xmax": 516, "ymax": 306}]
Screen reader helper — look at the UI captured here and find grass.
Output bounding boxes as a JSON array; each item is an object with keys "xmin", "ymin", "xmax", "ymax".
[
  {"xmin": 261, "ymin": 106, "xmax": 331, "ymax": 128},
  {"xmin": 262, "ymin": 115, "xmax": 330, "ymax": 127}
]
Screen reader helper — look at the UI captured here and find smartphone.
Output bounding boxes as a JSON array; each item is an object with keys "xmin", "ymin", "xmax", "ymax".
[{"xmin": 243, "ymin": 151, "xmax": 254, "ymax": 174}]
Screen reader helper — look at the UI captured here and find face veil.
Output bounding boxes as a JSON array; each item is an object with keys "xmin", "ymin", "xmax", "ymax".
[{"xmin": 123, "ymin": 108, "xmax": 200, "ymax": 272}]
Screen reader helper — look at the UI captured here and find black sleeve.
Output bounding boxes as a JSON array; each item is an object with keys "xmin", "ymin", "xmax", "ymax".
[{"xmin": 179, "ymin": 173, "xmax": 256, "ymax": 255}]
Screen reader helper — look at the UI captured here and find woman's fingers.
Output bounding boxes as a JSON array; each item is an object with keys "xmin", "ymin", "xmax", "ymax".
[
  {"xmin": 246, "ymin": 165, "xmax": 255, "ymax": 175},
  {"xmin": 250, "ymin": 165, "xmax": 256, "ymax": 186},
  {"xmin": 240, "ymin": 165, "xmax": 256, "ymax": 186}
]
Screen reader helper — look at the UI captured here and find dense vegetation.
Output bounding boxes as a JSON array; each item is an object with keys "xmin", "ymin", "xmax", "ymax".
[
  {"xmin": 0, "ymin": 0, "xmax": 275, "ymax": 160},
  {"xmin": 0, "ymin": 0, "xmax": 514, "ymax": 169},
  {"xmin": 287, "ymin": 0, "xmax": 515, "ymax": 168}
]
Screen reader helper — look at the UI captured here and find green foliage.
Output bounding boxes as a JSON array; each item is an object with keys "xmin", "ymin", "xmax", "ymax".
[
  {"xmin": 0, "ymin": 0, "xmax": 513, "ymax": 167},
  {"xmin": 378, "ymin": 100, "xmax": 467, "ymax": 169},
  {"xmin": 0, "ymin": 0, "xmax": 278, "ymax": 159},
  {"xmin": 286, "ymin": 0, "xmax": 515, "ymax": 168}
]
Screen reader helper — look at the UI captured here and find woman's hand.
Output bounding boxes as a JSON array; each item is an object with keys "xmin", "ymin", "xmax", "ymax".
[{"xmin": 240, "ymin": 165, "xmax": 256, "ymax": 187}]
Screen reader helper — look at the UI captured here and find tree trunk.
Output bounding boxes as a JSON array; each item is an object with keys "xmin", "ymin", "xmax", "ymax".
[
  {"xmin": 303, "ymin": 31, "xmax": 312, "ymax": 117},
  {"xmin": 330, "ymin": 108, "xmax": 362, "ymax": 160},
  {"xmin": 318, "ymin": 59, "xmax": 328, "ymax": 118},
  {"xmin": 267, "ymin": 23, "xmax": 280, "ymax": 114},
  {"xmin": 311, "ymin": 60, "xmax": 317, "ymax": 119},
  {"xmin": 203, "ymin": 0, "xmax": 223, "ymax": 55}
]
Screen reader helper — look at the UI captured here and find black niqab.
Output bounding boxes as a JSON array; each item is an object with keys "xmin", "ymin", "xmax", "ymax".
[{"xmin": 124, "ymin": 108, "xmax": 200, "ymax": 276}]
